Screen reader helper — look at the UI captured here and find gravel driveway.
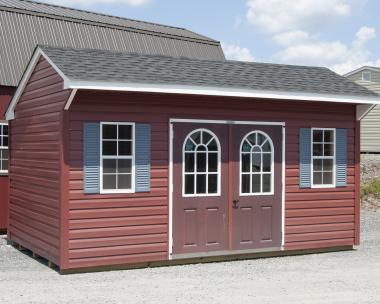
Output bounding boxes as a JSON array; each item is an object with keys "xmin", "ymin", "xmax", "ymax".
[{"xmin": 1, "ymin": 209, "xmax": 379, "ymax": 304}]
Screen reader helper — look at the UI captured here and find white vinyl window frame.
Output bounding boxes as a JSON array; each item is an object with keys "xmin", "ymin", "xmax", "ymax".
[
  {"xmin": 182, "ymin": 128, "xmax": 221, "ymax": 197},
  {"xmin": 239, "ymin": 130, "xmax": 275, "ymax": 196},
  {"xmin": 0, "ymin": 123, "xmax": 9, "ymax": 175},
  {"xmin": 362, "ymin": 71, "xmax": 372, "ymax": 82},
  {"xmin": 100, "ymin": 122, "xmax": 135, "ymax": 194},
  {"xmin": 311, "ymin": 128, "xmax": 336, "ymax": 189}
]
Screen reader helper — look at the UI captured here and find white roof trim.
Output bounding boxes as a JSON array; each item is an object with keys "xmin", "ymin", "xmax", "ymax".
[
  {"xmin": 344, "ymin": 66, "xmax": 380, "ymax": 77},
  {"xmin": 6, "ymin": 47, "xmax": 380, "ymax": 120},
  {"xmin": 5, "ymin": 48, "xmax": 70, "ymax": 120},
  {"xmin": 64, "ymin": 80, "xmax": 380, "ymax": 107}
]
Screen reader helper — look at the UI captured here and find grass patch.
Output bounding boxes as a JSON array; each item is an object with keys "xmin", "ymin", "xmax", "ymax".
[{"xmin": 361, "ymin": 178, "xmax": 380, "ymax": 198}]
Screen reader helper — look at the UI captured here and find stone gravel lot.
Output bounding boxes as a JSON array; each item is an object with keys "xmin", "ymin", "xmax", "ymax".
[{"xmin": 0, "ymin": 209, "xmax": 379, "ymax": 304}]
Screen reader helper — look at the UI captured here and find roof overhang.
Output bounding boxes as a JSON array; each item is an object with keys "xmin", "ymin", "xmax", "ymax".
[
  {"xmin": 344, "ymin": 66, "xmax": 380, "ymax": 77},
  {"xmin": 6, "ymin": 47, "xmax": 380, "ymax": 121}
]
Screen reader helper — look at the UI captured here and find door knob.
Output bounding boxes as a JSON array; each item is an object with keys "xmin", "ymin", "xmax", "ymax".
[{"xmin": 232, "ymin": 199, "xmax": 239, "ymax": 209}]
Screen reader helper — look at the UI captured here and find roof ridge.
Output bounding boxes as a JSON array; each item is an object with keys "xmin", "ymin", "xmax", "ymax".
[
  {"xmin": 1, "ymin": 0, "xmax": 217, "ymax": 42},
  {"xmin": 9, "ymin": 0, "xmax": 188, "ymax": 31}
]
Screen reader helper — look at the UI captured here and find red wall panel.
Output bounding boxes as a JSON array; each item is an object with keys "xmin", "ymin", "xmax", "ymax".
[
  {"xmin": 66, "ymin": 90, "xmax": 358, "ymax": 269},
  {"xmin": 0, "ymin": 85, "xmax": 15, "ymax": 232}
]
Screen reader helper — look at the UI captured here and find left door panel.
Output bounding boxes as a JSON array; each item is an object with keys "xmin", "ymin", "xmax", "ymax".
[{"xmin": 172, "ymin": 123, "xmax": 229, "ymax": 255}]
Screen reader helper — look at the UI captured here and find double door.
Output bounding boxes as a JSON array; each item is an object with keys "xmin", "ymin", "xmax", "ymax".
[{"xmin": 172, "ymin": 122, "xmax": 283, "ymax": 256}]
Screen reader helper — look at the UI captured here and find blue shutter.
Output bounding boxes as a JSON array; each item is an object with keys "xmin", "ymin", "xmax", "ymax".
[
  {"xmin": 336, "ymin": 128, "xmax": 347, "ymax": 187},
  {"xmin": 135, "ymin": 124, "xmax": 151, "ymax": 192},
  {"xmin": 299, "ymin": 128, "xmax": 312, "ymax": 188},
  {"xmin": 83, "ymin": 123, "xmax": 100, "ymax": 194}
]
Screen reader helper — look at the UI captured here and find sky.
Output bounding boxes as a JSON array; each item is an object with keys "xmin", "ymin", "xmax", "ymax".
[{"xmin": 38, "ymin": 0, "xmax": 380, "ymax": 75}]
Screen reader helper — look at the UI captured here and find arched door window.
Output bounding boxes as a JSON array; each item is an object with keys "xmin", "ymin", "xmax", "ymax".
[
  {"xmin": 183, "ymin": 129, "xmax": 220, "ymax": 196},
  {"xmin": 240, "ymin": 131, "xmax": 274, "ymax": 195}
]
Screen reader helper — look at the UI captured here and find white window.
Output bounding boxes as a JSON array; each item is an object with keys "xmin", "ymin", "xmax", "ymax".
[
  {"xmin": 183, "ymin": 129, "xmax": 220, "ymax": 196},
  {"xmin": 311, "ymin": 128, "xmax": 335, "ymax": 188},
  {"xmin": 100, "ymin": 122, "xmax": 135, "ymax": 193},
  {"xmin": 0, "ymin": 123, "xmax": 8, "ymax": 174},
  {"xmin": 362, "ymin": 71, "xmax": 372, "ymax": 82},
  {"xmin": 240, "ymin": 131, "xmax": 274, "ymax": 195}
]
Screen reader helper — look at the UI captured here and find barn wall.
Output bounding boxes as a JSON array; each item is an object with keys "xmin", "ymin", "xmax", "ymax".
[
  {"xmin": 8, "ymin": 57, "xmax": 70, "ymax": 265},
  {"xmin": 0, "ymin": 85, "xmax": 15, "ymax": 232},
  {"xmin": 67, "ymin": 91, "xmax": 358, "ymax": 269}
]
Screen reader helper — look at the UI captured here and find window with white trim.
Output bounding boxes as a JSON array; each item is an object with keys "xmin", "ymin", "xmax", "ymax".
[
  {"xmin": 362, "ymin": 71, "xmax": 372, "ymax": 82},
  {"xmin": 312, "ymin": 128, "xmax": 335, "ymax": 187},
  {"xmin": 240, "ymin": 131, "xmax": 273, "ymax": 195},
  {"xmin": 183, "ymin": 129, "xmax": 220, "ymax": 196},
  {"xmin": 0, "ymin": 123, "xmax": 8, "ymax": 174},
  {"xmin": 101, "ymin": 122, "xmax": 134, "ymax": 193}
]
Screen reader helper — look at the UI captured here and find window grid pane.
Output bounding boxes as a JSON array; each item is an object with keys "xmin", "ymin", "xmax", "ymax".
[
  {"xmin": 240, "ymin": 132, "xmax": 273, "ymax": 195},
  {"xmin": 183, "ymin": 130, "xmax": 220, "ymax": 195},
  {"xmin": 0, "ymin": 124, "xmax": 9, "ymax": 172},
  {"xmin": 312, "ymin": 129, "xmax": 335, "ymax": 186},
  {"xmin": 101, "ymin": 123, "xmax": 134, "ymax": 191}
]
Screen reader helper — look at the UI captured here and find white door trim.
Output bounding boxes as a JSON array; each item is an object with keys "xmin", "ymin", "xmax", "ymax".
[{"xmin": 168, "ymin": 118, "xmax": 286, "ymax": 259}]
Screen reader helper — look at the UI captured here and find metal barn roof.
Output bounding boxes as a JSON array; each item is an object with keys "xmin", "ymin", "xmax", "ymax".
[{"xmin": 0, "ymin": 0, "xmax": 225, "ymax": 87}]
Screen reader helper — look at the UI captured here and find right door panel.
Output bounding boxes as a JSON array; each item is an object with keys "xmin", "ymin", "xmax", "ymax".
[{"xmin": 231, "ymin": 125, "xmax": 283, "ymax": 250}]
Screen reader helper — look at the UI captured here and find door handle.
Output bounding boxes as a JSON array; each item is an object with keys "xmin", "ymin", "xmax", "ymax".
[{"xmin": 232, "ymin": 199, "xmax": 239, "ymax": 209}]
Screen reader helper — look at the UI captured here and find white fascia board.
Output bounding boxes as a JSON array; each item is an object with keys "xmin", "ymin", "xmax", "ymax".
[
  {"xmin": 5, "ymin": 48, "xmax": 70, "ymax": 120},
  {"xmin": 65, "ymin": 80, "xmax": 380, "ymax": 106}
]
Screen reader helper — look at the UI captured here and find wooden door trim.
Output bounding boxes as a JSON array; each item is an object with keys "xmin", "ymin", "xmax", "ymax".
[{"xmin": 168, "ymin": 118, "xmax": 286, "ymax": 260}]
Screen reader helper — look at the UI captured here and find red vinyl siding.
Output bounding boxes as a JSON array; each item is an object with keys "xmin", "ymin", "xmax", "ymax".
[
  {"xmin": 66, "ymin": 90, "xmax": 358, "ymax": 269},
  {"xmin": 8, "ymin": 57, "xmax": 71, "ymax": 265},
  {"xmin": 0, "ymin": 85, "xmax": 15, "ymax": 232}
]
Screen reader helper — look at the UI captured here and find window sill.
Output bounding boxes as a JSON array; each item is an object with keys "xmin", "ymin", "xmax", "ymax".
[
  {"xmin": 0, "ymin": 172, "xmax": 8, "ymax": 176},
  {"xmin": 311, "ymin": 184, "xmax": 336, "ymax": 189}
]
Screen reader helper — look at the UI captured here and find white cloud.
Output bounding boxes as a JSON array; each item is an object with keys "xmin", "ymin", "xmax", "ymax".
[
  {"xmin": 246, "ymin": 0, "xmax": 358, "ymax": 33},
  {"xmin": 222, "ymin": 43, "xmax": 255, "ymax": 62},
  {"xmin": 275, "ymin": 27, "xmax": 380, "ymax": 74},
  {"xmin": 39, "ymin": 0, "xmax": 150, "ymax": 7},
  {"xmin": 273, "ymin": 30, "xmax": 311, "ymax": 46}
]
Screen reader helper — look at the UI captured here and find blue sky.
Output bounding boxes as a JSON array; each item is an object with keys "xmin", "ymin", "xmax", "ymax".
[{"xmin": 40, "ymin": 0, "xmax": 379, "ymax": 74}]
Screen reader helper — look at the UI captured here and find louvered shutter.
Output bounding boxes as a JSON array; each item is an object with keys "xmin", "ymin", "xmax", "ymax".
[
  {"xmin": 299, "ymin": 128, "xmax": 312, "ymax": 188},
  {"xmin": 135, "ymin": 124, "xmax": 151, "ymax": 192},
  {"xmin": 336, "ymin": 128, "xmax": 347, "ymax": 187},
  {"xmin": 83, "ymin": 123, "xmax": 100, "ymax": 194}
]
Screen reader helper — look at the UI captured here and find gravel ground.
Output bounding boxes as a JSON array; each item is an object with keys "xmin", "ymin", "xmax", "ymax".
[
  {"xmin": 0, "ymin": 210, "xmax": 379, "ymax": 304},
  {"xmin": 361, "ymin": 158, "xmax": 380, "ymax": 210}
]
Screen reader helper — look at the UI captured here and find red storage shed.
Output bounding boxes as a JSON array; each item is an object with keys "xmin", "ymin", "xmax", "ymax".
[{"xmin": 6, "ymin": 46, "xmax": 380, "ymax": 272}]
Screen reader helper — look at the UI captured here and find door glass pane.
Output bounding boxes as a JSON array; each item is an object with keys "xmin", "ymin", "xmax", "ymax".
[
  {"xmin": 247, "ymin": 133, "xmax": 256, "ymax": 146},
  {"xmin": 242, "ymin": 140, "xmax": 251, "ymax": 152},
  {"xmin": 208, "ymin": 174, "xmax": 218, "ymax": 194},
  {"xmin": 202, "ymin": 131, "xmax": 212, "ymax": 145},
  {"xmin": 196, "ymin": 152, "xmax": 206, "ymax": 172},
  {"xmin": 241, "ymin": 174, "xmax": 250, "ymax": 194},
  {"xmin": 262, "ymin": 154, "xmax": 271, "ymax": 172},
  {"xmin": 257, "ymin": 133, "xmax": 265, "ymax": 145},
  {"xmin": 208, "ymin": 139, "xmax": 218, "ymax": 151},
  {"xmin": 208, "ymin": 153, "xmax": 218, "ymax": 172},
  {"xmin": 196, "ymin": 174, "xmax": 207, "ymax": 194},
  {"xmin": 241, "ymin": 154, "xmax": 250, "ymax": 172},
  {"xmin": 252, "ymin": 174, "xmax": 261, "ymax": 193},
  {"xmin": 185, "ymin": 140, "xmax": 196, "ymax": 151},
  {"xmin": 185, "ymin": 175, "xmax": 194, "ymax": 194},
  {"xmin": 262, "ymin": 174, "xmax": 271, "ymax": 192},
  {"xmin": 185, "ymin": 153, "xmax": 195, "ymax": 172},
  {"xmin": 252, "ymin": 153, "xmax": 261, "ymax": 172},
  {"xmin": 252, "ymin": 146, "xmax": 261, "ymax": 153},
  {"xmin": 262, "ymin": 140, "xmax": 271, "ymax": 152},
  {"xmin": 191, "ymin": 132, "xmax": 201, "ymax": 144}
]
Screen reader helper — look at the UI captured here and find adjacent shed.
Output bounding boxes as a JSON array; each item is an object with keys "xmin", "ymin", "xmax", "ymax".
[
  {"xmin": 345, "ymin": 66, "xmax": 380, "ymax": 153},
  {"xmin": 0, "ymin": 0, "xmax": 225, "ymax": 232},
  {"xmin": 6, "ymin": 46, "xmax": 380, "ymax": 272}
]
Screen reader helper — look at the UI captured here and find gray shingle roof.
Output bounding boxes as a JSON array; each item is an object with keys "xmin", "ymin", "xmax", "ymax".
[
  {"xmin": 41, "ymin": 46, "xmax": 378, "ymax": 98},
  {"xmin": 0, "ymin": 0, "xmax": 224, "ymax": 87}
]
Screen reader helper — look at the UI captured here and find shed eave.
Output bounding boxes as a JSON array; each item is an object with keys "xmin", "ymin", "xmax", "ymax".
[{"xmin": 63, "ymin": 80, "xmax": 380, "ymax": 109}]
